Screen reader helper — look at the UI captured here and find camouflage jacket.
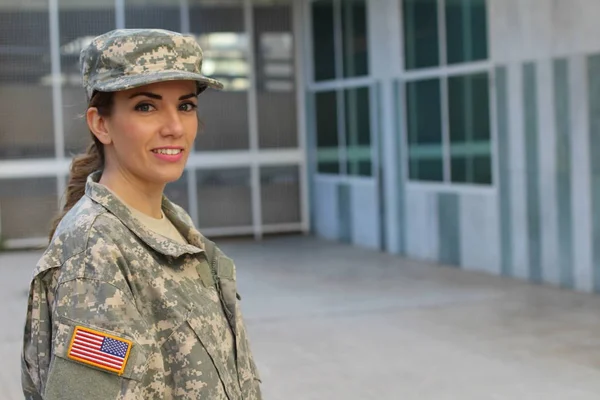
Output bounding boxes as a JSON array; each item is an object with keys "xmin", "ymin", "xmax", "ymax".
[{"xmin": 21, "ymin": 172, "xmax": 262, "ymax": 400}]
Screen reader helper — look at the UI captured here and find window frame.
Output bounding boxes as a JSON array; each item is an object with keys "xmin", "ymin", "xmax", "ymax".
[
  {"xmin": 306, "ymin": 0, "xmax": 377, "ymax": 179},
  {"xmin": 400, "ymin": 0, "xmax": 496, "ymax": 192}
]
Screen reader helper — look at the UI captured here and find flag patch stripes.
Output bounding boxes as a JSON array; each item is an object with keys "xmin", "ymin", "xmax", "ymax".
[{"xmin": 67, "ymin": 326, "xmax": 132, "ymax": 375}]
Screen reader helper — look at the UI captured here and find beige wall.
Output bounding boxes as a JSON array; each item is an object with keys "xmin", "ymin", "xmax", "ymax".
[
  {"xmin": 490, "ymin": 0, "xmax": 600, "ymax": 62},
  {"xmin": 0, "ymin": 85, "xmax": 55, "ymax": 158}
]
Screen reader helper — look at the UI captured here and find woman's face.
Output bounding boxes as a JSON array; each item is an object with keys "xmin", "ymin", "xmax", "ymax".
[{"xmin": 96, "ymin": 80, "xmax": 198, "ymax": 188}]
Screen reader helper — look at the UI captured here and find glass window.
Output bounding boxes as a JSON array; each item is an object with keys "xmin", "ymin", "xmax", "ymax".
[
  {"xmin": 403, "ymin": 0, "xmax": 488, "ymax": 69},
  {"xmin": 60, "ymin": 0, "xmax": 115, "ymax": 156},
  {"xmin": 315, "ymin": 91, "xmax": 340, "ymax": 174},
  {"xmin": 341, "ymin": 0, "xmax": 369, "ymax": 78},
  {"xmin": 403, "ymin": 0, "xmax": 439, "ymax": 70},
  {"xmin": 260, "ymin": 166, "xmax": 301, "ymax": 225},
  {"xmin": 190, "ymin": 2, "xmax": 250, "ymax": 151},
  {"xmin": 0, "ymin": 4, "xmax": 55, "ymax": 160},
  {"xmin": 402, "ymin": 0, "xmax": 491, "ymax": 185},
  {"xmin": 196, "ymin": 91, "xmax": 250, "ymax": 151},
  {"xmin": 254, "ymin": 3, "xmax": 298, "ymax": 149},
  {"xmin": 345, "ymin": 86, "xmax": 371, "ymax": 176},
  {"xmin": 0, "ymin": 177, "xmax": 57, "ymax": 240},
  {"xmin": 125, "ymin": 0, "xmax": 180, "ymax": 31},
  {"xmin": 164, "ymin": 171, "xmax": 189, "ymax": 214},
  {"xmin": 196, "ymin": 168, "xmax": 252, "ymax": 228},
  {"xmin": 311, "ymin": 0, "xmax": 336, "ymax": 82},
  {"xmin": 448, "ymin": 72, "xmax": 491, "ymax": 184},
  {"xmin": 445, "ymin": 0, "xmax": 488, "ymax": 64},
  {"xmin": 406, "ymin": 79, "xmax": 443, "ymax": 182}
]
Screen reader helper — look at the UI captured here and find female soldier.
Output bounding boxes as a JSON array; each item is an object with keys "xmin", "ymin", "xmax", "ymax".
[{"xmin": 21, "ymin": 29, "xmax": 262, "ymax": 400}]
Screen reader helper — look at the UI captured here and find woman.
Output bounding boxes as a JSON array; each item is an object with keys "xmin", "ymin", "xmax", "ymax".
[{"xmin": 21, "ymin": 29, "xmax": 262, "ymax": 400}]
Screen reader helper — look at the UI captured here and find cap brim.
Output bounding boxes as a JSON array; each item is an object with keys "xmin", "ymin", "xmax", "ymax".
[{"xmin": 92, "ymin": 70, "xmax": 224, "ymax": 96}]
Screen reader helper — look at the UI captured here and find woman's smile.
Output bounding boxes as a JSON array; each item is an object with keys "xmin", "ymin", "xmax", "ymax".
[{"xmin": 151, "ymin": 146, "xmax": 185, "ymax": 162}]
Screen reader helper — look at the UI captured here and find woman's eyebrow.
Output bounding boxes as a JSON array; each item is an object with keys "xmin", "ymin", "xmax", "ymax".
[
  {"xmin": 129, "ymin": 92, "xmax": 161, "ymax": 99},
  {"xmin": 127, "ymin": 92, "xmax": 196, "ymax": 100}
]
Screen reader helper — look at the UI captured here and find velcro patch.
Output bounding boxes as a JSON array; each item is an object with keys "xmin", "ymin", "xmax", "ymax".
[{"xmin": 67, "ymin": 326, "xmax": 132, "ymax": 375}]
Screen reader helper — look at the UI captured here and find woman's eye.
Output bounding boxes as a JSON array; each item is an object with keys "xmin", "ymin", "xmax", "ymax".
[
  {"xmin": 180, "ymin": 102, "xmax": 198, "ymax": 112},
  {"xmin": 135, "ymin": 103, "xmax": 155, "ymax": 112}
]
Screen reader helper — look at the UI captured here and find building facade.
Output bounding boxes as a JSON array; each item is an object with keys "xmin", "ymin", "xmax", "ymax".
[
  {"xmin": 303, "ymin": 0, "xmax": 600, "ymax": 293},
  {"xmin": 0, "ymin": 0, "xmax": 307, "ymax": 248},
  {"xmin": 2, "ymin": 0, "xmax": 600, "ymax": 294}
]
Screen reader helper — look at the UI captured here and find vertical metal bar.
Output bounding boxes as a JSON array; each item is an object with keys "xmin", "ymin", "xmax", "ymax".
[
  {"xmin": 465, "ymin": 74, "xmax": 474, "ymax": 182},
  {"xmin": 244, "ymin": 0, "xmax": 263, "ymax": 239},
  {"xmin": 438, "ymin": 0, "xmax": 451, "ymax": 183},
  {"xmin": 438, "ymin": 0, "xmax": 448, "ymax": 66},
  {"xmin": 333, "ymin": 0, "xmax": 346, "ymax": 176},
  {"xmin": 489, "ymin": 67, "xmax": 499, "ymax": 189},
  {"xmin": 372, "ymin": 81, "xmax": 384, "ymax": 249},
  {"xmin": 188, "ymin": 168, "xmax": 200, "ymax": 228},
  {"xmin": 115, "ymin": 0, "xmax": 125, "ymax": 29},
  {"xmin": 294, "ymin": 0, "xmax": 310, "ymax": 234},
  {"xmin": 49, "ymin": 0, "xmax": 66, "ymax": 202},
  {"xmin": 305, "ymin": 0, "xmax": 316, "ymax": 85},
  {"xmin": 180, "ymin": 0, "xmax": 190, "ymax": 33}
]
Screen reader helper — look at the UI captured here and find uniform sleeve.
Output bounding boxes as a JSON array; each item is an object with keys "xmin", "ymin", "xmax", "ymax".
[
  {"xmin": 21, "ymin": 264, "xmax": 165, "ymax": 400},
  {"xmin": 22, "ymin": 270, "xmax": 56, "ymax": 400},
  {"xmin": 43, "ymin": 277, "xmax": 163, "ymax": 400}
]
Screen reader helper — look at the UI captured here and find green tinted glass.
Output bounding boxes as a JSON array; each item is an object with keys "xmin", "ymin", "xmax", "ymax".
[
  {"xmin": 311, "ymin": 0, "xmax": 336, "ymax": 81},
  {"xmin": 315, "ymin": 90, "xmax": 340, "ymax": 174},
  {"xmin": 342, "ymin": 0, "xmax": 369, "ymax": 78},
  {"xmin": 345, "ymin": 86, "xmax": 371, "ymax": 176},
  {"xmin": 446, "ymin": 0, "xmax": 488, "ymax": 64},
  {"xmin": 403, "ymin": 0, "xmax": 439, "ymax": 70},
  {"xmin": 406, "ymin": 79, "xmax": 444, "ymax": 181},
  {"xmin": 448, "ymin": 72, "xmax": 491, "ymax": 184}
]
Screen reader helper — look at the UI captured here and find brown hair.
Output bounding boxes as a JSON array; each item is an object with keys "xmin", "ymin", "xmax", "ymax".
[{"xmin": 49, "ymin": 91, "xmax": 114, "ymax": 240}]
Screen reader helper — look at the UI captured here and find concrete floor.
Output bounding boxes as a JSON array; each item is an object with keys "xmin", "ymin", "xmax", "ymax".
[{"xmin": 3, "ymin": 236, "xmax": 600, "ymax": 399}]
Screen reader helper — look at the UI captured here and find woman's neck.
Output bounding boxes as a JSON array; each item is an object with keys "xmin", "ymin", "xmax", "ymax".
[{"xmin": 99, "ymin": 169, "xmax": 165, "ymax": 219}]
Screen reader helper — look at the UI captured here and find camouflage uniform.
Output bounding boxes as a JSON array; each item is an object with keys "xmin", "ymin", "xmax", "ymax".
[
  {"xmin": 21, "ymin": 29, "xmax": 261, "ymax": 399},
  {"xmin": 22, "ymin": 172, "xmax": 262, "ymax": 399}
]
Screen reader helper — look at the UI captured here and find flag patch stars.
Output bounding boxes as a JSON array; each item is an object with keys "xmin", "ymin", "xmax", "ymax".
[{"xmin": 67, "ymin": 326, "xmax": 132, "ymax": 375}]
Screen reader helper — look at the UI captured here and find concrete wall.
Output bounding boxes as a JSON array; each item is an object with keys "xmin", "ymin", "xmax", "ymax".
[
  {"xmin": 490, "ymin": 0, "xmax": 600, "ymax": 62},
  {"xmin": 487, "ymin": 1, "xmax": 600, "ymax": 291},
  {"xmin": 306, "ymin": 0, "xmax": 600, "ymax": 293}
]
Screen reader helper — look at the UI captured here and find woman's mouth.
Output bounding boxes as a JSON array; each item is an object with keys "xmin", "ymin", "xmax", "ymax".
[
  {"xmin": 152, "ymin": 148, "xmax": 183, "ymax": 155},
  {"xmin": 151, "ymin": 148, "xmax": 185, "ymax": 162}
]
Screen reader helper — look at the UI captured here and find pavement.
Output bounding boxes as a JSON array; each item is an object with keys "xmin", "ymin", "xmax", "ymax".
[{"xmin": 3, "ymin": 235, "xmax": 600, "ymax": 399}]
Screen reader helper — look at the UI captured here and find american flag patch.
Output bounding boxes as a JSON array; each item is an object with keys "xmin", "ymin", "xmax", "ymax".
[{"xmin": 67, "ymin": 326, "xmax": 132, "ymax": 375}]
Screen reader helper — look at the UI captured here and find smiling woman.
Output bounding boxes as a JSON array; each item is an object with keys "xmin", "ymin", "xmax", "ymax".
[
  {"xmin": 88, "ymin": 81, "xmax": 200, "ymax": 211},
  {"xmin": 21, "ymin": 29, "xmax": 262, "ymax": 400}
]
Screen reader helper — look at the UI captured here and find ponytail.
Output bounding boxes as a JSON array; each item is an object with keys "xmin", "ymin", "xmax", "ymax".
[{"xmin": 49, "ymin": 91, "xmax": 113, "ymax": 240}]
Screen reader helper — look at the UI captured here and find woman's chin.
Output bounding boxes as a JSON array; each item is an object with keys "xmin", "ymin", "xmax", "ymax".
[{"xmin": 147, "ymin": 168, "xmax": 185, "ymax": 185}]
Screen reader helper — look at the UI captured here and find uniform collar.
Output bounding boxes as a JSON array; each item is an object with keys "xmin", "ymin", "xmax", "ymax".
[{"xmin": 85, "ymin": 171, "xmax": 206, "ymax": 257}]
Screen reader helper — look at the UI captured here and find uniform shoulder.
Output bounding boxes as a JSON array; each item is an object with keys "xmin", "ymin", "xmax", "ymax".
[
  {"xmin": 34, "ymin": 196, "xmax": 105, "ymax": 276},
  {"xmin": 35, "ymin": 198, "xmax": 131, "ymax": 287},
  {"xmin": 56, "ymin": 212, "xmax": 134, "ymax": 286}
]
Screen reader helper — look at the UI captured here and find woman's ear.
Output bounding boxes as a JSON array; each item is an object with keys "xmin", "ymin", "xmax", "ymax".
[{"xmin": 86, "ymin": 107, "xmax": 112, "ymax": 145}]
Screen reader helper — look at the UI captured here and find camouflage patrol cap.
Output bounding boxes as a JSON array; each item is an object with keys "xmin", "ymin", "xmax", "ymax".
[{"xmin": 80, "ymin": 28, "xmax": 223, "ymax": 100}]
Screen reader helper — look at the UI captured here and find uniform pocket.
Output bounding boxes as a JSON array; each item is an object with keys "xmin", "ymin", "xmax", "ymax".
[{"xmin": 160, "ymin": 309, "xmax": 236, "ymax": 400}]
